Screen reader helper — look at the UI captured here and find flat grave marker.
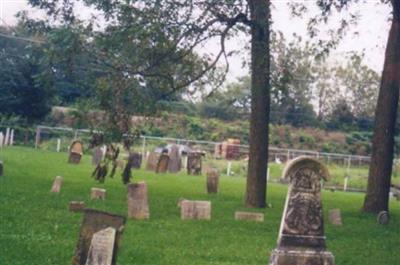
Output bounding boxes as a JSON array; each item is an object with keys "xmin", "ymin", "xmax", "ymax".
[
  {"xmin": 51, "ymin": 176, "xmax": 63, "ymax": 193},
  {"xmin": 180, "ymin": 200, "xmax": 211, "ymax": 220},
  {"xmin": 235, "ymin": 211, "xmax": 264, "ymax": 222}
]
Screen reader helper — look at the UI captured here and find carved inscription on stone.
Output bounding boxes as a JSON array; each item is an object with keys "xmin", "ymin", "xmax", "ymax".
[{"xmin": 85, "ymin": 227, "xmax": 116, "ymax": 265}]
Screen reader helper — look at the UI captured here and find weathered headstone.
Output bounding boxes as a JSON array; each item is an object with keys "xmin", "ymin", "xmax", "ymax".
[
  {"xmin": 168, "ymin": 145, "xmax": 181, "ymax": 173},
  {"xmin": 235, "ymin": 211, "xmax": 264, "ymax": 222},
  {"xmin": 71, "ymin": 209, "xmax": 126, "ymax": 265},
  {"xmin": 146, "ymin": 152, "xmax": 160, "ymax": 171},
  {"xmin": 127, "ymin": 182, "xmax": 150, "ymax": 220},
  {"xmin": 156, "ymin": 154, "xmax": 169, "ymax": 173},
  {"xmin": 85, "ymin": 227, "xmax": 116, "ymax": 265},
  {"xmin": 130, "ymin": 152, "xmax": 142, "ymax": 169},
  {"xmin": 180, "ymin": 200, "xmax": 211, "ymax": 220},
  {"xmin": 92, "ymin": 147, "xmax": 103, "ymax": 166},
  {"xmin": 377, "ymin": 211, "xmax": 389, "ymax": 225},
  {"xmin": 187, "ymin": 152, "xmax": 202, "ymax": 175},
  {"xmin": 269, "ymin": 157, "xmax": 335, "ymax": 265},
  {"xmin": 329, "ymin": 209, "xmax": 343, "ymax": 226},
  {"xmin": 206, "ymin": 168, "xmax": 219, "ymax": 194},
  {"xmin": 51, "ymin": 176, "xmax": 63, "ymax": 193},
  {"xmin": 69, "ymin": 140, "xmax": 84, "ymax": 164},
  {"xmin": 91, "ymin": 188, "xmax": 106, "ymax": 200},
  {"xmin": 69, "ymin": 201, "xmax": 86, "ymax": 212}
]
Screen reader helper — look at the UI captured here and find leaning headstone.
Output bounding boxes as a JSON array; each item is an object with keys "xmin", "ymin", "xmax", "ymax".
[
  {"xmin": 51, "ymin": 176, "xmax": 63, "ymax": 193},
  {"xmin": 146, "ymin": 152, "xmax": 160, "ymax": 171},
  {"xmin": 180, "ymin": 200, "xmax": 211, "ymax": 220},
  {"xmin": 156, "ymin": 154, "xmax": 169, "ymax": 173},
  {"xmin": 377, "ymin": 211, "xmax": 389, "ymax": 225},
  {"xmin": 269, "ymin": 157, "xmax": 335, "ymax": 265},
  {"xmin": 0, "ymin": 161, "xmax": 3, "ymax": 176},
  {"xmin": 329, "ymin": 209, "xmax": 343, "ymax": 226},
  {"xmin": 71, "ymin": 209, "xmax": 126, "ymax": 265},
  {"xmin": 91, "ymin": 188, "xmax": 106, "ymax": 200},
  {"xmin": 187, "ymin": 152, "xmax": 202, "ymax": 175},
  {"xmin": 69, "ymin": 201, "xmax": 86, "ymax": 212},
  {"xmin": 206, "ymin": 168, "xmax": 219, "ymax": 194},
  {"xmin": 69, "ymin": 140, "xmax": 84, "ymax": 164},
  {"xmin": 235, "ymin": 211, "xmax": 264, "ymax": 222},
  {"xmin": 127, "ymin": 182, "xmax": 150, "ymax": 220},
  {"xmin": 92, "ymin": 147, "xmax": 103, "ymax": 166},
  {"xmin": 85, "ymin": 227, "xmax": 116, "ymax": 265},
  {"xmin": 168, "ymin": 145, "xmax": 181, "ymax": 173}
]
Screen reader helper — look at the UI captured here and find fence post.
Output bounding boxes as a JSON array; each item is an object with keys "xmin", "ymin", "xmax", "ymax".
[
  {"xmin": 226, "ymin": 161, "xmax": 232, "ymax": 176},
  {"xmin": 141, "ymin": 136, "xmax": 146, "ymax": 159}
]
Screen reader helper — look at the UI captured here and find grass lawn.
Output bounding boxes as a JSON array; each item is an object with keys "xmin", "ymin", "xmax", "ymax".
[{"xmin": 0, "ymin": 146, "xmax": 399, "ymax": 265}]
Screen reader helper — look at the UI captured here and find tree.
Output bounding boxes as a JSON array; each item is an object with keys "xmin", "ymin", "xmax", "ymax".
[
  {"xmin": 363, "ymin": 0, "xmax": 400, "ymax": 213},
  {"xmin": 27, "ymin": 0, "xmax": 272, "ymax": 207}
]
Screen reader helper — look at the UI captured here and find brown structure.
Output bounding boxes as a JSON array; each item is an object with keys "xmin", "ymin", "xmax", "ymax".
[
  {"xmin": 269, "ymin": 157, "xmax": 335, "ymax": 265},
  {"xmin": 221, "ymin": 139, "xmax": 241, "ymax": 160},
  {"xmin": 146, "ymin": 152, "xmax": 161, "ymax": 171},
  {"xmin": 71, "ymin": 209, "xmax": 126, "ymax": 265},
  {"xmin": 69, "ymin": 140, "xmax": 84, "ymax": 164},
  {"xmin": 156, "ymin": 154, "xmax": 169, "ymax": 173},
  {"xmin": 127, "ymin": 182, "xmax": 150, "ymax": 220}
]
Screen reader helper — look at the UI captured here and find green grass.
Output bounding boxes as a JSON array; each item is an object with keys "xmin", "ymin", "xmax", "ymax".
[{"xmin": 0, "ymin": 147, "xmax": 399, "ymax": 265}]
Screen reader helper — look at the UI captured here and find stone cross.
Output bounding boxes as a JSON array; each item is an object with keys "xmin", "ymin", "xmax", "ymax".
[
  {"xmin": 51, "ymin": 176, "xmax": 63, "ymax": 193},
  {"xmin": 269, "ymin": 157, "xmax": 335, "ymax": 265},
  {"xmin": 85, "ymin": 227, "xmax": 116, "ymax": 265},
  {"xmin": 127, "ymin": 182, "xmax": 150, "ymax": 220},
  {"xmin": 206, "ymin": 168, "xmax": 219, "ymax": 194},
  {"xmin": 71, "ymin": 209, "xmax": 126, "ymax": 265}
]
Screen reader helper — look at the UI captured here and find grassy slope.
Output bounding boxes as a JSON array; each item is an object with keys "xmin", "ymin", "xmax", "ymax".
[{"xmin": 0, "ymin": 147, "xmax": 399, "ymax": 265}]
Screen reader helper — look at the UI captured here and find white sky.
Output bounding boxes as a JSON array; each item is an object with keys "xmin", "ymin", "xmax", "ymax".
[{"xmin": 0, "ymin": 0, "xmax": 392, "ymax": 82}]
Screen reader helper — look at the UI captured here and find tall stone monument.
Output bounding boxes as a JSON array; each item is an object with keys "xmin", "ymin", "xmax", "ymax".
[{"xmin": 269, "ymin": 157, "xmax": 335, "ymax": 265}]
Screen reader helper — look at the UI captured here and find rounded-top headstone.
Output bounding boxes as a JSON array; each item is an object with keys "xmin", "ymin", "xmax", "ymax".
[
  {"xmin": 282, "ymin": 156, "xmax": 330, "ymax": 183},
  {"xmin": 377, "ymin": 211, "xmax": 389, "ymax": 225}
]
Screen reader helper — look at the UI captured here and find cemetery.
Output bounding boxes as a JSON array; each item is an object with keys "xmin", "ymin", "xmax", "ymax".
[
  {"xmin": 1, "ymin": 0, "xmax": 400, "ymax": 264},
  {"xmin": 0, "ymin": 146, "xmax": 399, "ymax": 264}
]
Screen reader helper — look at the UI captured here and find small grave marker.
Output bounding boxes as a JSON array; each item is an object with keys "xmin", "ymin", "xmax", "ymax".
[
  {"xmin": 127, "ymin": 182, "xmax": 150, "ymax": 220},
  {"xmin": 206, "ymin": 168, "xmax": 219, "ymax": 194},
  {"xmin": 146, "ymin": 152, "xmax": 160, "ymax": 171},
  {"xmin": 377, "ymin": 211, "xmax": 389, "ymax": 225},
  {"xmin": 180, "ymin": 200, "xmax": 211, "ymax": 220},
  {"xmin": 69, "ymin": 201, "xmax": 86, "ymax": 212},
  {"xmin": 329, "ymin": 209, "xmax": 343, "ymax": 226},
  {"xmin": 69, "ymin": 140, "xmax": 84, "ymax": 164},
  {"xmin": 51, "ymin": 176, "xmax": 63, "ymax": 193},
  {"xmin": 85, "ymin": 227, "xmax": 116, "ymax": 265},
  {"xmin": 71, "ymin": 209, "xmax": 126, "ymax": 265},
  {"xmin": 91, "ymin": 188, "xmax": 106, "ymax": 200},
  {"xmin": 235, "ymin": 211, "xmax": 264, "ymax": 222},
  {"xmin": 187, "ymin": 152, "xmax": 202, "ymax": 175}
]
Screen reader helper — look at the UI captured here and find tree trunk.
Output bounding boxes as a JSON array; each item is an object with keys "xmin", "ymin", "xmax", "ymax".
[
  {"xmin": 363, "ymin": 1, "xmax": 400, "ymax": 213},
  {"xmin": 245, "ymin": 0, "xmax": 270, "ymax": 208}
]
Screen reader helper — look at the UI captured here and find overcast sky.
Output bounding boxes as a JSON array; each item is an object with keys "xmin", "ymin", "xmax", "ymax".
[{"xmin": 0, "ymin": 0, "xmax": 392, "ymax": 82}]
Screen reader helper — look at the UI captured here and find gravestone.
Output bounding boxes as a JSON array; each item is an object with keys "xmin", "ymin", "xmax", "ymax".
[
  {"xmin": 85, "ymin": 227, "xmax": 116, "ymax": 265},
  {"xmin": 180, "ymin": 200, "xmax": 211, "ymax": 220},
  {"xmin": 127, "ymin": 182, "xmax": 150, "ymax": 220},
  {"xmin": 156, "ymin": 154, "xmax": 169, "ymax": 173},
  {"xmin": 130, "ymin": 152, "xmax": 142, "ymax": 169},
  {"xmin": 146, "ymin": 152, "xmax": 161, "ymax": 171},
  {"xmin": 168, "ymin": 145, "xmax": 181, "ymax": 173},
  {"xmin": 92, "ymin": 147, "xmax": 103, "ymax": 166},
  {"xmin": 4, "ymin": 128, "xmax": 10, "ymax": 146},
  {"xmin": 69, "ymin": 140, "xmax": 84, "ymax": 164},
  {"xmin": 91, "ymin": 188, "xmax": 106, "ymax": 200},
  {"xmin": 51, "ymin": 176, "xmax": 63, "ymax": 193},
  {"xmin": 206, "ymin": 168, "xmax": 219, "ymax": 194},
  {"xmin": 269, "ymin": 157, "xmax": 335, "ymax": 265},
  {"xmin": 10, "ymin": 129, "xmax": 14, "ymax": 146},
  {"xmin": 69, "ymin": 201, "xmax": 86, "ymax": 212},
  {"xmin": 187, "ymin": 152, "xmax": 202, "ymax": 175},
  {"xmin": 71, "ymin": 209, "xmax": 126, "ymax": 265},
  {"xmin": 329, "ymin": 209, "xmax": 343, "ymax": 226},
  {"xmin": 377, "ymin": 211, "xmax": 389, "ymax": 225},
  {"xmin": 235, "ymin": 211, "xmax": 264, "ymax": 222},
  {"xmin": 0, "ymin": 133, "xmax": 3, "ymax": 148}
]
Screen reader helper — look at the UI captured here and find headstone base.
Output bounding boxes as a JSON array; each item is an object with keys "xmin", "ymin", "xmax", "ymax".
[{"xmin": 269, "ymin": 249, "xmax": 335, "ymax": 265}]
